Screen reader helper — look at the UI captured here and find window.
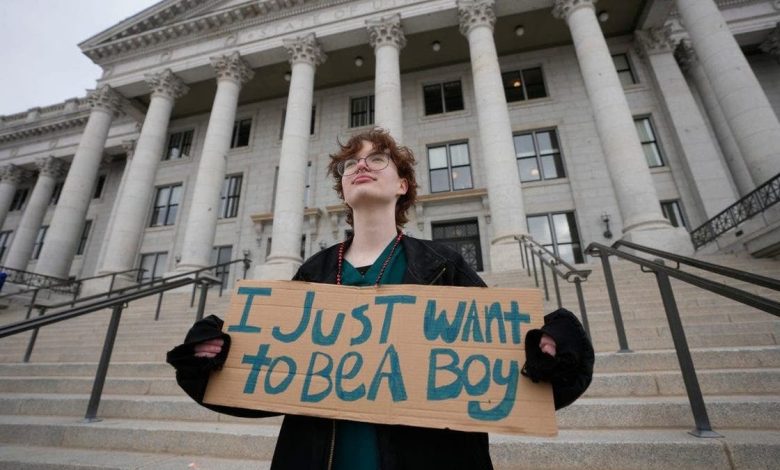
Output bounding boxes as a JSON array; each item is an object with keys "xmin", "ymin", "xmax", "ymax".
[
  {"xmin": 634, "ymin": 117, "xmax": 664, "ymax": 167},
  {"xmin": 219, "ymin": 175, "xmax": 242, "ymax": 219},
  {"xmin": 613, "ymin": 54, "xmax": 637, "ymax": 86},
  {"xmin": 502, "ymin": 67, "xmax": 547, "ymax": 102},
  {"xmin": 0, "ymin": 231, "xmax": 12, "ymax": 261},
  {"xmin": 350, "ymin": 95, "xmax": 375, "ymax": 128},
  {"xmin": 280, "ymin": 106, "xmax": 316, "ymax": 139},
  {"xmin": 271, "ymin": 163, "xmax": 311, "ymax": 209},
  {"xmin": 428, "ymin": 142, "xmax": 473, "ymax": 193},
  {"xmin": 32, "ymin": 225, "xmax": 48, "ymax": 260},
  {"xmin": 230, "ymin": 118, "xmax": 252, "ymax": 148},
  {"xmin": 661, "ymin": 200, "xmax": 687, "ymax": 228},
  {"xmin": 164, "ymin": 129, "xmax": 194, "ymax": 160},
  {"xmin": 514, "ymin": 130, "xmax": 565, "ymax": 182},
  {"xmin": 50, "ymin": 182, "xmax": 63, "ymax": 205},
  {"xmin": 423, "ymin": 80, "xmax": 464, "ymax": 115},
  {"xmin": 138, "ymin": 252, "xmax": 167, "ymax": 282},
  {"xmin": 76, "ymin": 220, "xmax": 92, "ymax": 256},
  {"xmin": 93, "ymin": 175, "xmax": 106, "ymax": 199},
  {"xmin": 265, "ymin": 237, "xmax": 307, "ymax": 260},
  {"xmin": 526, "ymin": 212, "xmax": 583, "ymax": 264},
  {"xmin": 432, "ymin": 220, "xmax": 483, "ymax": 271},
  {"xmin": 150, "ymin": 184, "xmax": 182, "ymax": 227},
  {"xmin": 10, "ymin": 188, "xmax": 28, "ymax": 211},
  {"xmin": 211, "ymin": 245, "xmax": 233, "ymax": 289}
]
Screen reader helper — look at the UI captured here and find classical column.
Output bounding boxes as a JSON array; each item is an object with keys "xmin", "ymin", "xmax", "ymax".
[
  {"xmin": 177, "ymin": 52, "xmax": 254, "ymax": 272},
  {"xmin": 257, "ymin": 34, "xmax": 326, "ymax": 280},
  {"xmin": 553, "ymin": 0, "xmax": 690, "ymax": 251},
  {"xmin": 674, "ymin": 0, "xmax": 780, "ymax": 184},
  {"xmin": 458, "ymin": 0, "xmax": 527, "ymax": 271},
  {"xmin": 36, "ymin": 85, "xmax": 124, "ymax": 279},
  {"xmin": 635, "ymin": 26, "xmax": 737, "ymax": 225},
  {"xmin": 4, "ymin": 157, "xmax": 67, "ymax": 271},
  {"xmin": 367, "ymin": 14, "xmax": 406, "ymax": 142},
  {"xmin": 0, "ymin": 165, "xmax": 29, "ymax": 230},
  {"xmin": 100, "ymin": 70, "xmax": 188, "ymax": 275},
  {"xmin": 675, "ymin": 40, "xmax": 754, "ymax": 196}
]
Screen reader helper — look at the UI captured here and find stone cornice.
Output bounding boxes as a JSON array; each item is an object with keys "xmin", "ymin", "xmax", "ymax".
[
  {"xmin": 0, "ymin": 99, "xmax": 91, "ymax": 144},
  {"xmin": 145, "ymin": 69, "xmax": 189, "ymax": 99},
  {"xmin": 457, "ymin": 0, "xmax": 496, "ymax": 36},
  {"xmin": 552, "ymin": 0, "xmax": 597, "ymax": 21},
  {"xmin": 367, "ymin": 14, "xmax": 407, "ymax": 50}
]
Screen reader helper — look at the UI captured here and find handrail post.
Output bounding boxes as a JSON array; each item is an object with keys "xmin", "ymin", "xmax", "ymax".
[
  {"xmin": 539, "ymin": 254, "xmax": 550, "ymax": 301},
  {"xmin": 573, "ymin": 277, "xmax": 591, "ymax": 340},
  {"xmin": 84, "ymin": 303, "xmax": 124, "ymax": 422},
  {"xmin": 108, "ymin": 273, "xmax": 117, "ymax": 296},
  {"xmin": 154, "ymin": 291, "xmax": 164, "ymax": 321},
  {"xmin": 242, "ymin": 253, "xmax": 251, "ymax": 280},
  {"xmin": 25, "ymin": 289, "xmax": 40, "ymax": 320},
  {"xmin": 518, "ymin": 237, "xmax": 526, "ymax": 270},
  {"xmin": 530, "ymin": 251, "xmax": 539, "ymax": 287},
  {"xmin": 551, "ymin": 263, "xmax": 562, "ymax": 309},
  {"xmin": 23, "ymin": 307, "xmax": 46, "ymax": 362},
  {"xmin": 524, "ymin": 242, "xmax": 531, "ymax": 276},
  {"xmin": 196, "ymin": 280, "xmax": 210, "ymax": 321},
  {"xmin": 190, "ymin": 272, "xmax": 199, "ymax": 308},
  {"xmin": 652, "ymin": 260, "xmax": 721, "ymax": 438},
  {"xmin": 597, "ymin": 250, "xmax": 632, "ymax": 353}
]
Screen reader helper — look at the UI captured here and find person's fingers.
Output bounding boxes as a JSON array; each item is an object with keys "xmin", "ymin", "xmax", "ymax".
[
  {"xmin": 539, "ymin": 334, "xmax": 557, "ymax": 357},
  {"xmin": 194, "ymin": 351, "xmax": 216, "ymax": 358},
  {"xmin": 194, "ymin": 338, "xmax": 224, "ymax": 357}
]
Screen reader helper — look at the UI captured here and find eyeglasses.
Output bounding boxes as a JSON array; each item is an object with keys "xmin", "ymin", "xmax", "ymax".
[{"xmin": 337, "ymin": 153, "xmax": 391, "ymax": 176}]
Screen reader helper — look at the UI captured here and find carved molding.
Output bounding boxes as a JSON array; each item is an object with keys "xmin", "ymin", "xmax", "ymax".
[
  {"xmin": 36, "ymin": 156, "xmax": 67, "ymax": 179},
  {"xmin": 759, "ymin": 23, "xmax": 780, "ymax": 58},
  {"xmin": 145, "ymin": 68, "xmax": 189, "ymax": 99},
  {"xmin": 210, "ymin": 51, "xmax": 255, "ymax": 84},
  {"xmin": 283, "ymin": 33, "xmax": 326, "ymax": 66},
  {"xmin": 0, "ymin": 165, "xmax": 32, "ymax": 185},
  {"xmin": 367, "ymin": 14, "xmax": 406, "ymax": 50},
  {"xmin": 552, "ymin": 0, "xmax": 597, "ymax": 21},
  {"xmin": 457, "ymin": 0, "xmax": 496, "ymax": 36},
  {"xmin": 635, "ymin": 25, "xmax": 675, "ymax": 58},
  {"xmin": 87, "ymin": 85, "xmax": 124, "ymax": 117}
]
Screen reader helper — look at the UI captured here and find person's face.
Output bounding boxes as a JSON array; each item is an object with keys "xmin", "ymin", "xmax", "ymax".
[{"xmin": 341, "ymin": 140, "xmax": 408, "ymax": 213}]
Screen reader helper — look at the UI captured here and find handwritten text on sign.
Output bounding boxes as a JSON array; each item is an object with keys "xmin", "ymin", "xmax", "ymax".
[{"xmin": 203, "ymin": 281, "xmax": 556, "ymax": 436}]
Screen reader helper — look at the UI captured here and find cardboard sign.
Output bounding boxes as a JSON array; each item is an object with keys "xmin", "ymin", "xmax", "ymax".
[{"xmin": 204, "ymin": 280, "xmax": 556, "ymax": 436}]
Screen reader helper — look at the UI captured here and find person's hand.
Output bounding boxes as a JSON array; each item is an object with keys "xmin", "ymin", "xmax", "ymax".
[
  {"xmin": 539, "ymin": 333, "xmax": 556, "ymax": 357},
  {"xmin": 194, "ymin": 338, "xmax": 224, "ymax": 358}
]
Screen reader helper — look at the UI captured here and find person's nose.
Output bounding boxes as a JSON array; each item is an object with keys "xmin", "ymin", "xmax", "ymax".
[{"xmin": 355, "ymin": 157, "xmax": 370, "ymax": 172}]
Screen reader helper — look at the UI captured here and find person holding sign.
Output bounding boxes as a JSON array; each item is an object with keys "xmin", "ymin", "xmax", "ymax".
[{"xmin": 168, "ymin": 129, "xmax": 594, "ymax": 469}]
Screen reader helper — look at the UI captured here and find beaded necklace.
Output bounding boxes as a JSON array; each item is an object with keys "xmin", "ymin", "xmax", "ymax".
[{"xmin": 336, "ymin": 232, "xmax": 403, "ymax": 286}]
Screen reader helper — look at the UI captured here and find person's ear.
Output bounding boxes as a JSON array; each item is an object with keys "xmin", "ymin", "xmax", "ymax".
[{"xmin": 397, "ymin": 178, "xmax": 408, "ymax": 196}]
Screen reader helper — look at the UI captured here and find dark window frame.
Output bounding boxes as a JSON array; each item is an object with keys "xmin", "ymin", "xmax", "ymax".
[
  {"xmin": 93, "ymin": 174, "xmax": 107, "ymax": 199},
  {"xmin": 211, "ymin": 245, "xmax": 233, "ymax": 289},
  {"xmin": 149, "ymin": 183, "xmax": 183, "ymax": 227},
  {"xmin": 513, "ymin": 129, "xmax": 566, "ymax": 183},
  {"xmin": 350, "ymin": 95, "xmax": 375, "ymax": 128},
  {"xmin": 427, "ymin": 141, "xmax": 473, "ymax": 193},
  {"xmin": 10, "ymin": 188, "xmax": 29, "ymax": 211},
  {"xmin": 423, "ymin": 80, "xmax": 464, "ymax": 116},
  {"xmin": 526, "ymin": 211, "xmax": 584, "ymax": 264},
  {"xmin": 76, "ymin": 220, "xmax": 92, "ymax": 256},
  {"xmin": 661, "ymin": 200, "xmax": 687, "ymax": 229},
  {"xmin": 502, "ymin": 67, "xmax": 548, "ymax": 103},
  {"xmin": 138, "ymin": 252, "xmax": 167, "ymax": 282},
  {"xmin": 31, "ymin": 225, "xmax": 48, "ymax": 260},
  {"xmin": 0, "ymin": 230, "xmax": 12, "ymax": 261},
  {"xmin": 219, "ymin": 174, "xmax": 243, "ymax": 219},
  {"xmin": 431, "ymin": 219, "xmax": 483, "ymax": 272},
  {"xmin": 612, "ymin": 53, "xmax": 637, "ymax": 86},
  {"xmin": 634, "ymin": 116, "xmax": 665, "ymax": 168},
  {"xmin": 230, "ymin": 118, "xmax": 252, "ymax": 148},
  {"xmin": 164, "ymin": 129, "xmax": 194, "ymax": 160}
]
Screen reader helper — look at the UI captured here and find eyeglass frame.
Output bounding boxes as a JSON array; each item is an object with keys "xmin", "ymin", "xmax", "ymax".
[{"xmin": 337, "ymin": 153, "xmax": 392, "ymax": 176}]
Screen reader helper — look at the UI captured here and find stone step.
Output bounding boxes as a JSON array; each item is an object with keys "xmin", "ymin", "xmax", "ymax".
[
  {"xmin": 0, "ymin": 416, "xmax": 777, "ymax": 469},
  {"xmin": 0, "ymin": 394, "xmax": 776, "ymax": 430}
]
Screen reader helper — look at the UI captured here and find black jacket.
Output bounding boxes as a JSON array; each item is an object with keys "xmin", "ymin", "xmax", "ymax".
[{"xmin": 167, "ymin": 236, "xmax": 593, "ymax": 469}]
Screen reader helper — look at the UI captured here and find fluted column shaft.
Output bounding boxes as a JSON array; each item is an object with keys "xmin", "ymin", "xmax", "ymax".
[
  {"xmin": 675, "ymin": 40, "xmax": 754, "ymax": 196},
  {"xmin": 368, "ymin": 15, "xmax": 405, "ymax": 142},
  {"xmin": 260, "ymin": 34, "xmax": 326, "ymax": 280},
  {"xmin": 674, "ymin": 0, "xmax": 780, "ymax": 184},
  {"xmin": 554, "ymin": 0, "xmax": 670, "ymax": 234},
  {"xmin": 178, "ymin": 53, "xmax": 253, "ymax": 271},
  {"xmin": 4, "ymin": 157, "xmax": 66, "ymax": 270},
  {"xmin": 0, "ymin": 166, "xmax": 28, "ymax": 230},
  {"xmin": 101, "ymin": 70, "xmax": 188, "ymax": 274},
  {"xmin": 36, "ymin": 85, "xmax": 123, "ymax": 279}
]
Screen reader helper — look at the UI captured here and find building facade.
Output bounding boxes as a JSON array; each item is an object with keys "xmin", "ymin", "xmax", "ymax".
[{"xmin": 0, "ymin": 0, "xmax": 778, "ymax": 288}]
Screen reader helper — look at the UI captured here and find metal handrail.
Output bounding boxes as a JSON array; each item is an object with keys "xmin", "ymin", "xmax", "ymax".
[
  {"xmin": 613, "ymin": 239, "xmax": 780, "ymax": 291},
  {"xmin": 0, "ymin": 265, "xmax": 70, "ymax": 290},
  {"xmin": 690, "ymin": 171, "xmax": 780, "ymax": 248},
  {"xmin": 0, "ymin": 274, "xmax": 220, "ymax": 422},
  {"xmin": 585, "ymin": 241, "xmax": 780, "ymax": 438},
  {"xmin": 516, "ymin": 235, "xmax": 593, "ymax": 339}
]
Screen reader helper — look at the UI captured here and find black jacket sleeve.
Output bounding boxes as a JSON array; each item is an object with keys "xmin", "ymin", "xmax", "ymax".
[
  {"xmin": 166, "ymin": 314, "xmax": 279, "ymax": 418},
  {"xmin": 521, "ymin": 308, "xmax": 594, "ymax": 410}
]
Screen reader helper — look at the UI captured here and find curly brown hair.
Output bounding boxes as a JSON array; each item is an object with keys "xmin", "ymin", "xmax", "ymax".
[{"xmin": 327, "ymin": 128, "xmax": 418, "ymax": 229}]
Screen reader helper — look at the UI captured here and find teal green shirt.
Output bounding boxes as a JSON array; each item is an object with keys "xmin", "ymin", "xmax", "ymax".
[{"xmin": 332, "ymin": 238, "xmax": 407, "ymax": 470}]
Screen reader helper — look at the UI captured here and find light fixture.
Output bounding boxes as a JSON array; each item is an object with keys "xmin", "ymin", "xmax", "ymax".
[
  {"xmin": 598, "ymin": 10, "xmax": 609, "ymax": 22},
  {"xmin": 513, "ymin": 79, "xmax": 522, "ymax": 88},
  {"xmin": 283, "ymin": 71, "xmax": 291, "ymax": 81},
  {"xmin": 601, "ymin": 212, "xmax": 613, "ymax": 239},
  {"xmin": 431, "ymin": 41, "xmax": 441, "ymax": 52},
  {"xmin": 514, "ymin": 25, "xmax": 525, "ymax": 37},
  {"xmin": 175, "ymin": 255, "xmax": 181, "ymax": 264},
  {"xmin": 242, "ymin": 249, "xmax": 251, "ymax": 257},
  {"xmin": 354, "ymin": 56, "xmax": 364, "ymax": 67},
  {"xmin": 530, "ymin": 168, "xmax": 539, "ymax": 177}
]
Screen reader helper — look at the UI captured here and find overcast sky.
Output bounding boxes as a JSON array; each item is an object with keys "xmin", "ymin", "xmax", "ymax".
[{"xmin": 0, "ymin": 0, "xmax": 160, "ymax": 116}]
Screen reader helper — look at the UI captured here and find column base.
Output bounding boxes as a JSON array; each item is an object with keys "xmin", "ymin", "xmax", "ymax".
[
  {"xmin": 488, "ymin": 238, "xmax": 523, "ymax": 273},
  {"xmin": 254, "ymin": 260, "xmax": 301, "ymax": 281},
  {"xmin": 621, "ymin": 225, "xmax": 694, "ymax": 256}
]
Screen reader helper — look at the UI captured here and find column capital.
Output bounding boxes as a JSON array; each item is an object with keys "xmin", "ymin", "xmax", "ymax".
[
  {"xmin": 674, "ymin": 39, "xmax": 698, "ymax": 73},
  {"xmin": 87, "ymin": 85, "xmax": 124, "ymax": 116},
  {"xmin": 367, "ymin": 14, "xmax": 406, "ymax": 50},
  {"xmin": 457, "ymin": 0, "xmax": 496, "ymax": 36},
  {"xmin": 0, "ymin": 165, "xmax": 31, "ymax": 184},
  {"xmin": 283, "ymin": 33, "xmax": 327, "ymax": 67},
  {"xmin": 759, "ymin": 23, "xmax": 780, "ymax": 58},
  {"xmin": 552, "ymin": 0, "xmax": 597, "ymax": 21},
  {"xmin": 210, "ymin": 51, "xmax": 255, "ymax": 85},
  {"xmin": 121, "ymin": 139, "xmax": 137, "ymax": 160},
  {"xmin": 145, "ymin": 69, "xmax": 189, "ymax": 100},
  {"xmin": 635, "ymin": 25, "xmax": 675, "ymax": 58},
  {"xmin": 35, "ymin": 156, "xmax": 67, "ymax": 179}
]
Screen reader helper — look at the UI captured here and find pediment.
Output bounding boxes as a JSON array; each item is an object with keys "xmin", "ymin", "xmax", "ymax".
[{"xmin": 79, "ymin": 0, "xmax": 312, "ymax": 63}]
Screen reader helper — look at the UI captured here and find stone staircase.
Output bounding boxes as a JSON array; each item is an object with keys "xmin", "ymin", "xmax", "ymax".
[{"xmin": 0, "ymin": 254, "xmax": 778, "ymax": 469}]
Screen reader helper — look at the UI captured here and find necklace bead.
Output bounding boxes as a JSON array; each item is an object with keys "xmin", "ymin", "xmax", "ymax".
[{"xmin": 337, "ymin": 232, "xmax": 403, "ymax": 286}]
